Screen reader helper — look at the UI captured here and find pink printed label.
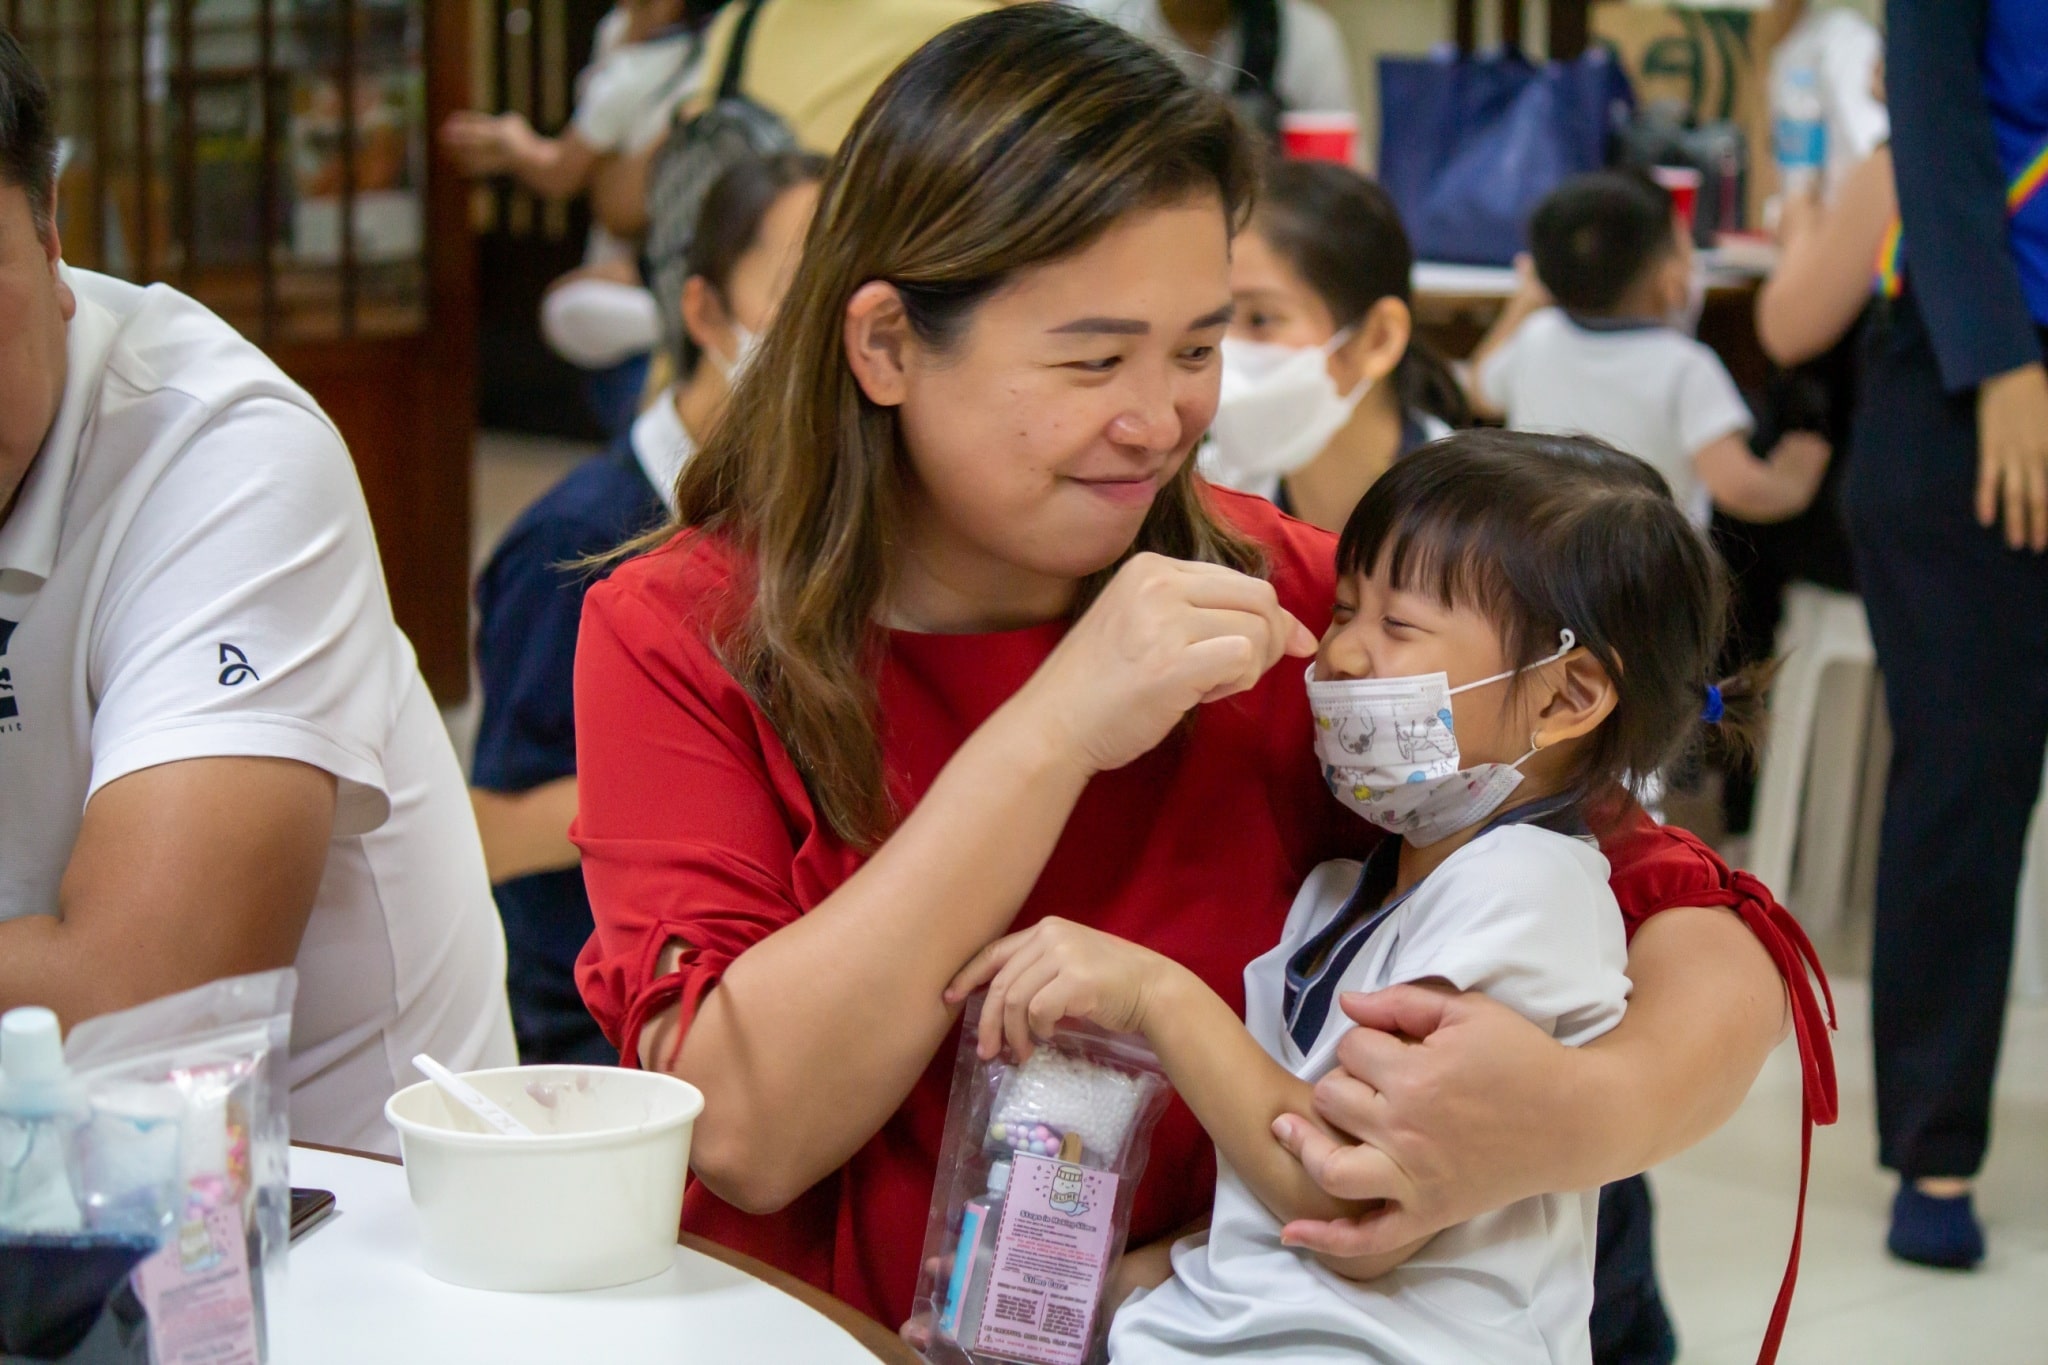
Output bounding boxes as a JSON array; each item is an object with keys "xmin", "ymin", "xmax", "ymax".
[
  {"xmin": 972, "ymin": 1153, "xmax": 1120, "ymax": 1365},
  {"xmin": 132, "ymin": 1204, "xmax": 261, "ymax": 1365}
]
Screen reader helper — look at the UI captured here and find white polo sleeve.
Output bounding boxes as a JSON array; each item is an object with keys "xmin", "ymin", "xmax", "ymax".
[
  {"xmin": 1674, "ymin": 343, "xmax": 1755, "ymax": 458},
  {"xmin": 1475, "ymin": 323, "xmax": 1527, "ymax": 415},
  {"xmin": 85, "ymin": 396, "xmax": 401, "ymax": 837},
  {"xmin": 572, "ymin": 42, "xmax": 686, "ymax": 153},
  {"xmin": 1386, "ymin": 827, "xmax": 1630, "ymax": 1047}
]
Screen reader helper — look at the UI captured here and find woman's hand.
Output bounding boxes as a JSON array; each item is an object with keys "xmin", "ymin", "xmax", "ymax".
[
  {"xmin": 1265, "ymin": 984, "xmax": 1592, "ymax": 1258},
  {"xmin": 945, "ymin": 917, "xmax": 1181, "ymax": 1060},
  {"xmin": 1976, "ymin": 361, "xmax": 2048, "ymax": 552},
  {"xmin": 1270, "ymin": 905, "xmax": 1784, "ymax": 1258},
  {"xmin": 1005, "ymin": 553, "xmax": 1316, "ymax": 778}
]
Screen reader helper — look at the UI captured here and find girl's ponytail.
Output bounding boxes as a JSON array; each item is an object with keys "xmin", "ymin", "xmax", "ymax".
[
  {"xmin": 1704, "ymin": 657, "xmax": 1781, "ymax": 766},
  {"xmin": 1394, "ymin": 340, "xmax": 1471, "ymax": 430}
]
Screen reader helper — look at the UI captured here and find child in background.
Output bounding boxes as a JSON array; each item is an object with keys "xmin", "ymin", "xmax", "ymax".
[
  {"xmin": 1471, "ymin": 171, "xmax": 1830, "ymax": 528},
  {"xmin": 1204, "ymin": 160, "xmax": 1467, "ymax": 532},
  {"xmin": 948, "ymin": 431, "xmax": 1769, "ymax": 1364},
  {"xmin": 441, "ymin": 0, "xmax": 701, "ymax": 432},
  {"xmin": 469, "ymin": 153, "xmax": 824, "ymax": 1065}
]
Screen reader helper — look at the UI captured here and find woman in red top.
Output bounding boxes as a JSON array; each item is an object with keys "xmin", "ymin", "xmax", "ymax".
[{"xmin": 573, "ymin": 5, "xmax": 1819, "ymax": 1344}]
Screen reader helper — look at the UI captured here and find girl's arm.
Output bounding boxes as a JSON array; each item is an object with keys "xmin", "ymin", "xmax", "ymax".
[
  {"xmin": 1694, "ymin": 428, "xmax": 1831, "ymax": 524},
  {"xmin": 945, "ymin": 919, "xmax": 1436, "ymax": 1280},
  {"xmin": 619, "ymin": 556, "xmax": 1316, "ymax": 1214}
]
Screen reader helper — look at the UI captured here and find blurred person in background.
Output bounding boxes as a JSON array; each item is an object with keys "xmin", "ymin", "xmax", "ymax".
[
  {"xmin": 589, "ymin": 0, "xmax": 991, "ymax": 243},
  {"xmin": 442, "ymin": 0, "xmax": 702, "ymax": 435},
  {"xmin": 470, "ymin": 152, "xmax": 824, "ymax": 1064},
  {"xmin": 1201, "ymin": 160, "xmax": 1464, "ymax": 531},
  {"xmin": 1841, "ymin": 0, "xmax": 2048, "ymax": 1271},
  {"xmin": 1716, "ymin": 71, "xmax": 1895, "ymax": 850},
  {"xmin": 1070, "ymin": 0, "xmax": 1356, "ymax": 142}
]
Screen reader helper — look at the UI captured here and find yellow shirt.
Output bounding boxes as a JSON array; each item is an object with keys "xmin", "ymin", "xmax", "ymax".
[{"xmin": 695, "ymin": 0, "xmax": 995, "ymax": 153}]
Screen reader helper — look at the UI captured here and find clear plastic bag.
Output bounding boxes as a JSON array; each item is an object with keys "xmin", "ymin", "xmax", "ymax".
[
  {"xmin": 913, "ymin": 993, "xmax": 1172, "ymax": 1365},
  {"xmin": 0, "ymin": 969, "xmax": 295, "ymax": 1365}
]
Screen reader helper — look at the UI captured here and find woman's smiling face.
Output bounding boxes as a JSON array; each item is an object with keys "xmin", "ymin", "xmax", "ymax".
[{"xmin": 882, "ymin": 195, "xmax": 1235, "ymax": 612}]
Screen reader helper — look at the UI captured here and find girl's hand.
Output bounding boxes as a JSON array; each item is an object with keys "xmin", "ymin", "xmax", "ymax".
[
  {"xmin": 1004, "ymin": 553, "xmax": 1316, "ymax": 779},
  {"xmin": 944, "ymin": 918, "xmax": 1181, "ymax": 1060}
]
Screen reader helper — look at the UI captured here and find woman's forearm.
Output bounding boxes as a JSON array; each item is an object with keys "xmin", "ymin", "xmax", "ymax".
[
  {"xmin": 1756, "ymin": 148, "xmax": 1897, "ymax": 367},
  {"xmin": 1565, "ymin": 906, "xmax": 1789, "ymax": 1184},
  {"xmin": 641, "ymin": 701, "xmax": 1093, "ymax": 1213},
  {"xmin": 1145, "ymin": 968, "xmax": 1368, "ymax": 1225}
]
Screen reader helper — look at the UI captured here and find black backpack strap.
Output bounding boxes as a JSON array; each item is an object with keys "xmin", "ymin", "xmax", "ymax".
[
  {"xmin": 718, "ymin": 0, "xmax": 770, "ymax": 103},
  {"xmin": 1233, "ymin": 0, "xmax": 1282, "ymax": 102}
]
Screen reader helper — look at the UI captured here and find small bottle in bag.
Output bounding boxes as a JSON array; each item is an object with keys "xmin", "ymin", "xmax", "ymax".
[{"xmin": 937, "ymin": 1158, "xmax": 1011, "ymax": 1343}]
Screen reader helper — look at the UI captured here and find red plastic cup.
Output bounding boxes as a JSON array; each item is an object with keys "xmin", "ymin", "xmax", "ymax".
[
  {"xmin": 1280, "ymin": 111, "xmax": 1358, "ymax": 165},
  {"xmin": 1651, "ymin": 165, "xmax": 1703, "ymax": 230}
]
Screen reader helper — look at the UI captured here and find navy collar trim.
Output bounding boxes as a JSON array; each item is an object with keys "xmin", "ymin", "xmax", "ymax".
[
  {"xmin": 1562, "ymin": 311, "xmax": 1668, "ymax": 334},
  {"xmin": 1280, "ymin": 793, "xmax": 1589, "ymax": 1055}
]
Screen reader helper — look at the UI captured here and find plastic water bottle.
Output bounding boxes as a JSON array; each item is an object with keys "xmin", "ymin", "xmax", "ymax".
[{"xmin": 1774, "ymin": 65, "xmax": 1826, "ymax": 196}]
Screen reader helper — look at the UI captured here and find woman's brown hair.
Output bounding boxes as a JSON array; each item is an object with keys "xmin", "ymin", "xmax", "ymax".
[{"xmin": 639, "ymin": 5, "xmax": 1264, "ymax": 847}]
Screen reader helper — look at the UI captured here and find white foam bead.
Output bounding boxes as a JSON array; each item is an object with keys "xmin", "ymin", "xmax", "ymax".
[{"xmin": 989, "ymin": 1049, "xmax": 1148, "ymax": 1160}]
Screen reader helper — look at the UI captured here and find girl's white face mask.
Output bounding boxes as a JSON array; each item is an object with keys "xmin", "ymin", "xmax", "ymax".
[
  {"xmin": 1206, "ymin": 332, "xmax": 1370, "ymax": 484},
  {"xmin": 1306, "ymin": 630, "xmax": 1576, "ymax": 847}
]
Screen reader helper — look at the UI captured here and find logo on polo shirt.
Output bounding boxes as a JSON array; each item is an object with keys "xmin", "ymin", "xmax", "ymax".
[
  {"xmin": 217, "ymin": 643, "xmax": 260, "ymax": 687},
  {"xmin": 0, "ymin": 618, "xmax": 17, "ymax": 728}
]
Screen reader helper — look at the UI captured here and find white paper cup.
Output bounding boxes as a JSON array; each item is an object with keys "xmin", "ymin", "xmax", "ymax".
[{"xmin": 385, "ymin": 1065, "xmax": 703, "ymax": 1292}]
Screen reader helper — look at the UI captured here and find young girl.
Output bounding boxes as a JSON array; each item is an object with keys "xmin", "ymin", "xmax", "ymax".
[
  {"xmin": 1203, "ymin": 160, "xmax": 1469, "ymax": 531},
  {"xmin": 947, "ymin": 430, "xmax": 1765, "ymax": 1364}
]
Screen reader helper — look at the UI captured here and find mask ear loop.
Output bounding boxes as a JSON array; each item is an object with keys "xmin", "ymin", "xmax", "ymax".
[
  {"xmin": 1320, "ymin": 326, "xmax": 1376, "ymax": 406},
  {"xmin": 1513, "ymin": 633, "xmax": 1580, "ymax": 766}
]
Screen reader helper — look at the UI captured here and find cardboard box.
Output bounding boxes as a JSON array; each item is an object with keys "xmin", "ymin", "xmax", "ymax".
[{"xmin": 1591, "ymin": 3, "xmax": 1776, "ymax": 227}]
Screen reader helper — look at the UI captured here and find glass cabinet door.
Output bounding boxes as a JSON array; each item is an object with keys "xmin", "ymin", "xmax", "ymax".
[{"xmin": 8, "ymin": 0, "xmax": 428, "ymax": 343}]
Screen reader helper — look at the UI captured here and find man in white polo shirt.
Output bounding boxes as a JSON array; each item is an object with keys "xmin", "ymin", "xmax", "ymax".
[{"xmin": 0, "ymin": 32, "xmax": 513, "ymax": 1152}]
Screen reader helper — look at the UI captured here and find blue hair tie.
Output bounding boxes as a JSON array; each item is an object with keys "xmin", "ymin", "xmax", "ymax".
[{"xmin": 1702, "ymin": 684, "xmax": 1725, "ymax": 725}]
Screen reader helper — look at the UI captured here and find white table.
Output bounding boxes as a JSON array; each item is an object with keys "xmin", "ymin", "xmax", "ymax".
[
  {"xmin": 1413, "ymin": 250, "xmax": 1771, "ymax": 302},
  {"xmin": 287, "ymin": 1147, "xmax": 902, "ymax": 1364}
]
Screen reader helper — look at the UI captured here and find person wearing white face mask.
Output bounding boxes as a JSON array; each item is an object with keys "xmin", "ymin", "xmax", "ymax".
[
  {"xmin": 1202, "ymin": 162, "xmax": 1468, "ymax": 532},
  {"xmin": 468, "ymin": 152, "xmax": 823, "ymax": 1064}
]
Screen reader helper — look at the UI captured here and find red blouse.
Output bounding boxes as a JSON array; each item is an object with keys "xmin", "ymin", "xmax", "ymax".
[{"xmin": 571, "ymin": 488, "xmax": 1833, "ymax": 1335}]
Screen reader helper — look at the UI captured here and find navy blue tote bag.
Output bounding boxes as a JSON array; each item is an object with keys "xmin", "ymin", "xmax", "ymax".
[{"xmin": 1379, "ymin": 46, "xmax": 1634, "ymax": 265}]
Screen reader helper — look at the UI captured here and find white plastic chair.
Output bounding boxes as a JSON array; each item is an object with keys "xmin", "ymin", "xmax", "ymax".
[{"xmin": 1748, "ymin": 584, "xmax": 1881, "ymax": 936}]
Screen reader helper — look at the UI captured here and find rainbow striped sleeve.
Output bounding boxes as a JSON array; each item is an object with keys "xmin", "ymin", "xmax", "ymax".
[
  {"xmin": 2010, "ymin": 138, "xmax": 2048, "ymax": 215},
  {"xmin": 1875, "ymin": 217, "xmax": 1906, "ymax": 300}
]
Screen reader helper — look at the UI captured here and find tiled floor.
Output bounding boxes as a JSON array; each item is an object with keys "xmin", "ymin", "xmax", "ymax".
[
  {"xmin": 1655, "ymin": 977, "xmax": 2048, "ymax": 1363},
  {"xmin": 463, "ymin": 430, "xmax": 2048, "ymax": 1361}
]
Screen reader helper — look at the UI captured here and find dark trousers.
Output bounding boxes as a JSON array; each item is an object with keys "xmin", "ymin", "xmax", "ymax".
[
  {"xmin": 1841, "ymin": 291, "xmax": 2048, "ymax": 1178},
  {"xmin": 1592, "ymin": 1174, "xmax": 1678, "ymax": 1365}
]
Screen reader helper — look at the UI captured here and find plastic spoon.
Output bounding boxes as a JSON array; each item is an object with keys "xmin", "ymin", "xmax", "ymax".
[{"xmin": 412, "ymin": 1054, "xmax": 534, "ymax": 1137}]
